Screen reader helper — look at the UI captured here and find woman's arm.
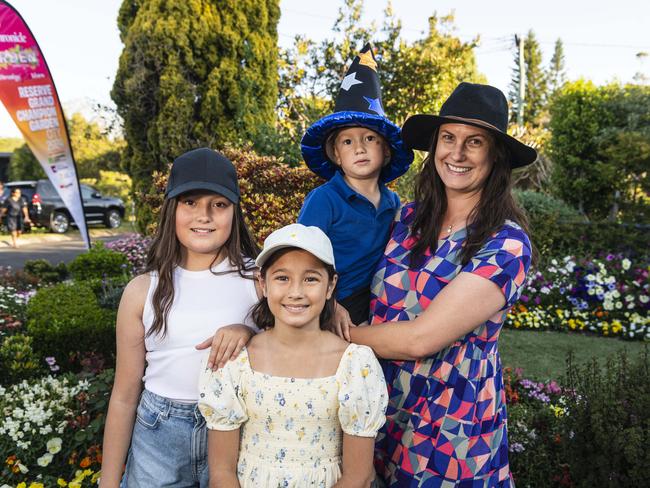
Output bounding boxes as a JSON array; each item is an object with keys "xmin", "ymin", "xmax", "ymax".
[
  {"xmin": 208, "ymin": 429, "xmax": 241, "ymax": 488},
  {"xmin": 99, "ymin": 275, "xmax": 149, "ymax": 488},
  {"xmin": 350, "ymin": 271, "xmax": 505, "ymax": 360},
  {"xmin": 333, "ymin": 434, "xmax": 375, "ymax": 487},
  {"xmin": 21, "ymin": 203, "xmax": 30, "ymax": 222}
]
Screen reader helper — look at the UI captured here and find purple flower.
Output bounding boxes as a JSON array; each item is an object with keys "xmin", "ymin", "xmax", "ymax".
[
  {"xmin": 606, "ymin": 254, "xmax": 614, "ymax": 261},
  {"xmin": 510, "ymin": 442, "xmax": 525, "ymax": 453},
  {"xmin": 45, "ymin": 356, "xmax": 56, "ymax": 366}
]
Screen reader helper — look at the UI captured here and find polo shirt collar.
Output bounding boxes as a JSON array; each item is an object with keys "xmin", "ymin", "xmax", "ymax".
[{"xmin": 330, "ymin": 171, "xmax": 398, "ymax": 213}]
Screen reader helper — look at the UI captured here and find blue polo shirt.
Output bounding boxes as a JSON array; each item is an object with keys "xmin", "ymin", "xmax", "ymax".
[{"xmin": 298, "ymin": 171, "xmax": 400, "ymax": 300}]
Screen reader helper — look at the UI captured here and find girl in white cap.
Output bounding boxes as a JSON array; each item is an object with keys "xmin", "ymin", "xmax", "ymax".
[
  {"xmin": 100, "ymin": 148, "xmax": 261, "ymax": 487},
  {"xmin": 198, "ymin": 223, "xmax": 388, "ymax": 488}
]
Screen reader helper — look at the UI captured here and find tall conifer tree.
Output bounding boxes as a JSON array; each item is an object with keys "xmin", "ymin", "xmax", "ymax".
[
  {"xmin": 509, "ymin": 30, "xmax": 548, "ymax": 126},
  {"xmin": 548, "ymin": 38, "xmax": 567, "ymax": 94},
  {"xmin": 112, "ymin": 0, "xmax": 279, "ymax": 230}
]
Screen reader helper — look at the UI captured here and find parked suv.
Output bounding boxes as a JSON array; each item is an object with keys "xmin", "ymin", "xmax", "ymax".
[{"xmin": 5, "ymin": 180, "xmax": 125, "ymax": 233}]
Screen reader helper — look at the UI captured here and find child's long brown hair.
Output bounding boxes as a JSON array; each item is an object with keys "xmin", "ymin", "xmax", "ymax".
[{"xmin": 144, "ymin": 192, "xmax": 259, "ymax": 338}]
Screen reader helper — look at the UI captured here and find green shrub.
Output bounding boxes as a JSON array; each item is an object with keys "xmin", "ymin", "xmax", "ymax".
[
  {"xmin": 68, "ymin": 242, "xmax": 131, "ymax": 281},
  {"xmin": 26, "ymin": 282, "xmax": 115, "ymax": 371},
  {"xmin": 80, "ymin": 276, "xmax": 130, "ymax": 310},
  {"xmin": 23, "ymin": 258, "xmax": 69, "ymax": 284},
  {"xmin": 0, "ymin": 334, "xmax": 41, "ymax": 384},
  {"xmin": 513, "ymin": 190, "xmax": 649, "ymax": 261},
  {"xmin": 561, "ymin": 349, "xmax": 650, "ymax": 487},
  {"xmin": 549, "ymin": 80, "xmax": 650, "ymax": 221}
]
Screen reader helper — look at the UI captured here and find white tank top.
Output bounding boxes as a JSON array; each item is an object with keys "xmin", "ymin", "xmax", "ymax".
[{"xmin": 142, "ymin": 257, "xmax": 258, "ymax": 401}]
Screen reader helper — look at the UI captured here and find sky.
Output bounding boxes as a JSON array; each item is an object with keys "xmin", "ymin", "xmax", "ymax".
[{"xmin": 0, "ymin": 0, "xmax": 648, "ymax": 138}]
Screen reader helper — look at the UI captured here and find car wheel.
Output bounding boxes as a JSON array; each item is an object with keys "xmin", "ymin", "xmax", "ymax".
[
  {"xmin": 50, "ymin": 211, "xmax": 70, "ymax": 233},
  {"xmin": 105, "ymin": 209, "xmax": 121, "ymax": 229}
]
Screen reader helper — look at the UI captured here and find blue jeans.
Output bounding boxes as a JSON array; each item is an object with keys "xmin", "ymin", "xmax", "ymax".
[{"xmin": 121, "ymin": 390, "xmax": 209, "ymax": 487}]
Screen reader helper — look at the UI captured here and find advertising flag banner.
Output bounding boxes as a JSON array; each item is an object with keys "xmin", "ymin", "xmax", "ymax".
[{"xmin": 0, "ymin": 1, "xmax": 90, "ymax": 248}]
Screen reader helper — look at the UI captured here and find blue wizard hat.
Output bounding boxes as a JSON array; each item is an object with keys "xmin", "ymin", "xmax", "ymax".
[{"xmin": 301, "ymin": 43, "xmax": 413, "ymax": 182}]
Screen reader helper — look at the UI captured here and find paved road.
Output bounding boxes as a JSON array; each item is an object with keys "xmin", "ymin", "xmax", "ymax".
[{"xmin": 0, "ymin": 234, "xmax": 128, "ymax": 269}]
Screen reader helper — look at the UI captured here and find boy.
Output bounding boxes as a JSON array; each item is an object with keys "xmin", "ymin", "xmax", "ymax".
[{"xmin": 299, "ymin": 43, "xmax": 413, "ymax": 329}]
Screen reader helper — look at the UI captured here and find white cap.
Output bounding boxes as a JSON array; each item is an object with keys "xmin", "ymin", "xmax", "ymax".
[{"xmin": 255, "ymin": 223, "xmax": 336, "ymax": 270}]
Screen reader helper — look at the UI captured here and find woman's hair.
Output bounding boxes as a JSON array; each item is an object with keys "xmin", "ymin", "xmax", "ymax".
[
  {"xmin": 144, "ymin": 191, "xmax": 260, "ymax": 338},
  {"xmin": 410, "ymin": 127, "xmax": 536, "ymax": 268},
  {"xmin": 251, "ymin": 247, "xmax": 338, "ymax": 331}
]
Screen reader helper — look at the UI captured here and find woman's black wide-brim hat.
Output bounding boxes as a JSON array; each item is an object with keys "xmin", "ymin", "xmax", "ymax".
[{"xmin": 401, "ymin": 82, "xmax": 537, "ymax": 168}]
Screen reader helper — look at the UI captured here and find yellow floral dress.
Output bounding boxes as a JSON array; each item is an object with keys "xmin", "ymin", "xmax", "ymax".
[{"xmin": 198, "ymin": 343, "xmax": 387, "ymax": 487}]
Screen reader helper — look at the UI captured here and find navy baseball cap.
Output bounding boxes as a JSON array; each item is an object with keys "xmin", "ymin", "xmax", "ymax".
[{"xmin": 165, "ymin": 148, "xmax": 240, "ymax": 203}]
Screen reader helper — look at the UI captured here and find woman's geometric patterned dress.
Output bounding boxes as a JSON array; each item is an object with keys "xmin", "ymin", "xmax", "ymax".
[{"xmin": 370, "ymin": 203, "xmax": 531, "ymax": 487}]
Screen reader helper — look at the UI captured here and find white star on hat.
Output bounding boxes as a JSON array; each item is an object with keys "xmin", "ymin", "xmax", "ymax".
[{"xmin": 340, "ymin": 72, "xmax": 363, "ymax": 91}]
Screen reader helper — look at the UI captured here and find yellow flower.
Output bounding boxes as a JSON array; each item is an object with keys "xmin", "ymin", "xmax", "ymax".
[
  {"xmin": 28, "ymin": 483, "xmax": 44, "ymax": 488},
  {"xmin": 91, "ymin": 471, "xmax": 101, "ymax": 484},
  {"xmin": 57, "ymin": 479, "xmax": 68, "ymax": 487},
  {"xmin": 69, "ymin": 482, "xmax": 81, "ymax": 488},
  {"xmin": 17, "ymin": 483, "xmax": 27, "ymax": 488}
]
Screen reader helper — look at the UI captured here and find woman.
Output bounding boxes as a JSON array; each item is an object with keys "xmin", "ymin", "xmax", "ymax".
[
  {"xmin": 350, "ymin": 82, "xmax": 537, "ymax": 487},
  {"xmin": 1, "ymin": 188, "xmax": 31, "ymax": 248}
]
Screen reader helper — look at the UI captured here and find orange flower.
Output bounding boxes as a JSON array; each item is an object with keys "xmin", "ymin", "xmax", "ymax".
[
  {"xmin": 6, "ymin": 454, "xmax": 16, "ymax": 465},
  {"xmin": 80, "ymin": 456, "xmax": 91, "ymax": 468}
]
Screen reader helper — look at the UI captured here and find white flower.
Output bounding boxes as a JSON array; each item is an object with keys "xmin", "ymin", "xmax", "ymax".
[
  {"xmin": 37, "ymin": 452, "xmax": 54, "ymax": 467},
  {"xmin": 17, "ymin": 461, "xmax": 28, "ymax": 473},
  {"xmin": 622, "ymin": 258, "xmax": 631, "ymax": 270},
  {"xmin": 640, "ymin": 295, "xmax": 649, "ymax": 304},
  {"xmin": 541, "ymin": 286, "xmax": 550, "ymax": 294},
  {"xmin": 616, "ymin": 302, "xmax": 623, "ymax": 309},
  {"xmin": 47, "ymin": 437, "xmax": 63, "ymax": 454}
]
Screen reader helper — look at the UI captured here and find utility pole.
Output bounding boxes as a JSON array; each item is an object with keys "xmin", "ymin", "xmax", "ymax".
[{"xmin": 515, "ymin": 34, "xmax": 525, "ymax": 126}]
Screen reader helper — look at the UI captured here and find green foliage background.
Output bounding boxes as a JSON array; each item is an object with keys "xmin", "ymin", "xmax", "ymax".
[
  {"xmin": 113, "ymin": 0, "xmax": 280, "ymax": 230},
  {"xmin": 549, "ymin": 80, "xmax": 650, "ymax": 221}
]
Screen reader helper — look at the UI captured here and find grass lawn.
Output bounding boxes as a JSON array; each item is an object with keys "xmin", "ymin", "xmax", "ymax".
[{"xmin": 499, "ymin": 328, "xmax": 648, "ymax": 381}]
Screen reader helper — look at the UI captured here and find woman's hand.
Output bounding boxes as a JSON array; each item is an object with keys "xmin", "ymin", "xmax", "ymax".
[
  {"xmin": 333, "ymin": 301, "xmax": 354, "ymax": 342},
  {"xmin": 196, "ymin": 324, "xmax": 255, "ymax": 370}
]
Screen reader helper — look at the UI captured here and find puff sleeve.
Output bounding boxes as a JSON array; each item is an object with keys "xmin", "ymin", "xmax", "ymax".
[
  {"xmin": 461, "ymin": 223, "xmax": 532, "ymax": 310},
  {"xmin": 337, "ymin": 344, "xmax": 388, "ymax": 437},
  {"xmin": 198, "ymin": 349, "xmax": 249, "ymax": 431}
]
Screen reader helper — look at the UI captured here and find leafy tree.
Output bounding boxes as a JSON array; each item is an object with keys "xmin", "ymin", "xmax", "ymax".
[
  {"xmin": 509, "ymin": 30, "xmax": 548, "ymax": 126},
  {"xmin": 271, "ymin": 0, "xmax": 483, "ymax": 168},
  {"xmin": 67, "ymin": 113, "xmax": 124, "ymax": 179},
  {"xmin": 549, "ymin": 80, "xmax": 650, "ymax": 221},
  {"xmin": 380, "ymin": 13, "xmax": 483, "ymax": 124},
  {"xmin": 8, "ymin": 143, "xmax": 43, "ymax": 180},
  {"xmin": 547, "ymin": 38, "xmax": 567, "ymax": 95},
  {"xmin": 7, "ymin": 113, "xmax": 124, "ymax": 180},
  {"xmin": 298, "ymin": 0, "xmax": 482, "ymax": 124},
  {"xmin": 112, "ymin": 0, "xmax": 280, "ymax": 230}
]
